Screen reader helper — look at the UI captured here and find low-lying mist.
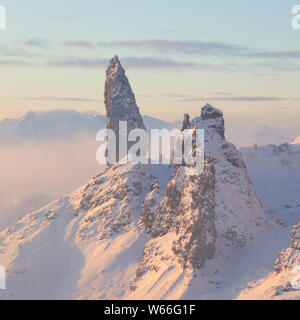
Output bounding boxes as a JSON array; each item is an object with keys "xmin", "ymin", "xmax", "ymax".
[{"xmin": 0, "ymin": 134, "xmax": 104, "ymax": 230}]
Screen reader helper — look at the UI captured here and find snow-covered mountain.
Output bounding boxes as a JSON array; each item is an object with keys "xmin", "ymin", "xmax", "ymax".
[
  {"xmin": 234, "ymin": 143, "xmax": 300, "ymax": 299},
  {"xmin": 291, "ymin": 135, "xmax": 300, "ymax": 145},
  {"xmin": 237, "ymin": 219, "xmax": 300, "ymax": 300},
  {"xmin": 0, "ymin": 110, "xmax": 174, "ymax": 144},
  {"xmin": 0, "ymin": 56, "xmax": 270, "ymax": 300},
  {"xmin": 241, "ymin": 143, "xmax": 300, "ymax": 225},
  {"xmin": 0, "ymin": 110, "xmax": 105, "ymax": 143}
]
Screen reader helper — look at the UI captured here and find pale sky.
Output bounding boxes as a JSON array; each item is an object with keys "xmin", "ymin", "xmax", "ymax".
[{"xmin": 0, "ymin": 0, "xmax": 300, "ymax": 144}]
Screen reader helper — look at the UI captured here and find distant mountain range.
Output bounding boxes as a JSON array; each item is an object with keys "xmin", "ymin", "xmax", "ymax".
[
  {"xmin": 0, "ymin": 110, "xmax": 175, "ymax": 143},
  {"xmin": 1, "ymin": 109, "xmax": 299, "ymax": 147}
]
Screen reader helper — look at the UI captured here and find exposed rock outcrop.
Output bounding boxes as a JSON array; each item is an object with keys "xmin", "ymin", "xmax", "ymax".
[
  {"xmin": 104, "ymin": 56, "xmax": 146, "ymax": 161},
  {"xmin": 200, "ymin": 103, "xmax": 225, "ymax": 138},
  {"xmin": 181, "ymin": 113, "xmax": 191, "ymax": 130},
  {"xmin": 275, "ymin": 222, "xmax": 300, "ymax": 272},
  {"xmin": 132, "ymin": 102, "xmax": 267, "ymax": 295}
]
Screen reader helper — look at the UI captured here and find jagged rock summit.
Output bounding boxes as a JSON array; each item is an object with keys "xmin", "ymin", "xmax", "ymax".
[
  {"xmin": 104, "ymin": 56, "xmax": 146, "ymax": 161},
  {"xmin": 200, "ymin": 103, "xmax": 225, "ymax": 138},
  {"xmin": 181, "ymin": 113, "xmax": 191, "ymax": 130},
  {"xmin": 104, "ymin": 55, "xmax": 145, "ymax": 133}
]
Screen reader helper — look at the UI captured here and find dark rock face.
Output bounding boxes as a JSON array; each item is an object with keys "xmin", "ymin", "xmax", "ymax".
[
  {"xmin": 138, "ymin": 159, "xmax": 216, "ymax": 270},
  {"xmin": 171, "ymin": 161, "xmax": 216, "ymax": 269},
  {"xmin": 139, "ymin": 181, "xmax": 163, "ymax": 234},
  {"xmin": 201, "ymin": 103, "xmax": 223, "ymax": 120},
  {"xmin": 104, "ymin": 56, "xmax": 146, "ymax": 161},
  {"xmin": 182, "ymin": 113, "xmax": 191, "ymax": 130}
]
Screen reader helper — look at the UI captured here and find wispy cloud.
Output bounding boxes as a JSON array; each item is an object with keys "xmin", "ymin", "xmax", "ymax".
[
  {"xmin": 1, "ymin": 55, "xmax": 298, "ymax": 74},
  {"xmin": 47, "ymin": 57, "xmax": 204, "ymax": 70},
  {"xmin": 63, "ymin": 40, "xmax": 94, "ymax": 48},
  {"xmin": 0, "ymin": 59, "xmax": 33, "ymax": 66},
  {"xmin": 137, "ymin": 93, "xmax": 194, "ymax": 99},
  {"xmin": 138, "ymin": 93, "xmax": 298, "ymax": 102},
  {"xmin": 11, "ymin": 93, "xmax": 291, "ymax": 106},
  {"xmin": 97, "ymin": 39, "xmax": 249, "ymax": 56},
  {"xmin": 17, "ymin": 38, "xmax": 300, "ymax": 61},
  {"xmin": 17, "ymin": 96, "xmax": 101, "ymax": 102},
  {"xmin": 0, "ymin": 56, "xmax": 230, "ymax": 71},
  {"xmin": 47, "ymin": 58, "xmax": 107, "ymax": 68},
  {"xmin": 249, "ymin": 62, "xmax": 300, "ymax": 72},
  {"xmin": 20, "ymin": 38, "xmax": 49, "ymax": 48},
  {"xmin": 47, "ymin": 56, "xmax": 240, "ymax": 71},
  {"xmin": 211, "ymin": 91, "xmax": 236, "ymax": 96},
  {"xmin": 178, "ymin": 96, "xmax": 299, "ymax": 102},
  {"xmin": 0, "ymin": 44, "xmax": 35, "ymax": 58},
  {"xmin": 122, "ymin": 57, "xmax": 197, "ymax": 69},
  {"xmin": 247, "ymin": 51, "xmax": 300, "ymax": 59},
  {"xmin": 98, "ymin": 40, "xmax": 300, "ymax": 60},
  {"xmin": 2, "ymin": 47, "xmax": 299, "ymax": 73}
]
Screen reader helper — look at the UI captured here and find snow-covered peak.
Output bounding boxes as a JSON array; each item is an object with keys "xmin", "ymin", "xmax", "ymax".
[
  {"xmin": 291, "ymin": 135, "xmax": 300, "ymax": 145},
  {"xmin": 0, "ymin": 109, "xmax": 173, "ymax": 143},
  {"xmin": 193, "ymin": 104, "xmax": 225, "ymax": 138},
  {"xmin": 0, "ymin": 109, "xmax": 106, "ymax": 143},
  {"xmin": 191, "ymin": 104, "xmax": 266, "ymax": 251},
  {"xmin": 201, "ymin": 103, "xmax": 223, "ymax": 120},
  {"xmin": 17, "ymin": 110, "xmax": 36, "ymax": 122}
]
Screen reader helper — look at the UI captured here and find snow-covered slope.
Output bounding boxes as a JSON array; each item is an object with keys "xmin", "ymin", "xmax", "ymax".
[
  {"xmin": 127, "ymin": 104, "xmax": 268, "ymax": 300},
  {"xmin": 237, "ymin": 220, "xmax": 300, "ymax": 300},
  {"xmin": 241, "ymin": 143, "xmax": 300, "ymax": 226},
  {"xmin": 0, "ymin": 162, "xmax": 172, "ymax": 299},
  {"xmin": 291, "ymin": 135, "xmax": 300, "ymax": 145},
  {"xmin": 0, "ymin": 193, "xmax": 52, "ymax": 232},
  {"xmin": 0, "ymin": 106, "xmax": 268, "ymax": 299},
  {"xmin": 0, "ymin": 57, "xmax": 269, "ymax": 300},
  {"xmin": 235, "ymin": 143, "xmax": 300, "ymax": 300},
  {"xmin": 0, "ymin": 110, "xmax": 173, "ymax": 143}
]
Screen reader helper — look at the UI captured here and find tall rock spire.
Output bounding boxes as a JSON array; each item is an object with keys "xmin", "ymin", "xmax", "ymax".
[
  {"xmin": 104, "ymin": 55, "xmax": 145, "ymax": 133},
  {"xmin": 181, "ymin": 113, "xmax": 191, "ymax": 131},
  {"xmin": 104, "ymin": 56, "xmax": 146, "ymax": 162}
]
